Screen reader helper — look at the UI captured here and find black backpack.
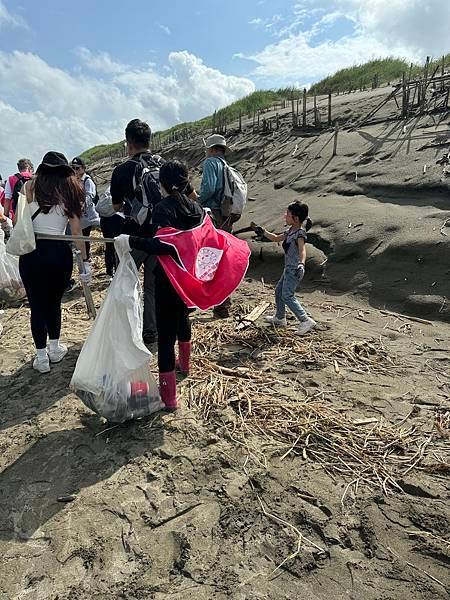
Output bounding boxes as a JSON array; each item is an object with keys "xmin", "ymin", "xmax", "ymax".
[
  {"xmin": 12, "ymin": 173, "xmax": 32, "ymax": 211},
  {"xmin": 126, "ymin": 154, "xmax": 162, "ymax": 226}
]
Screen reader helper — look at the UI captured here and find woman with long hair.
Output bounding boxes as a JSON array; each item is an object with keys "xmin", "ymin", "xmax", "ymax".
[{"xmin": 19, "ymin": 152, "xmax": 89, "ymax": 373}]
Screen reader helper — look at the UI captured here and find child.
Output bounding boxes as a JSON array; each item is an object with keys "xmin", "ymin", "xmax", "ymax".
[{"xmin": 256, "ymin": 201, "xmax": 316, "ymax": 335}]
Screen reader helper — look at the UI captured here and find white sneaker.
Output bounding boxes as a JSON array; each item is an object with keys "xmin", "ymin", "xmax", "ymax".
[
  {"xmin": 266, "ymin": 315, "xmax": 287, "ymax": 327},
  {"xmin": 295, "ymin": 317, "xmax": 317, "ymax": 335},
  {"xmin": 33, "ymin": 355, "xmax": 51, "ymax": 374},
  {"xmin": 47, "ymin": 343, "xmax": 68, "ymax": 363}
]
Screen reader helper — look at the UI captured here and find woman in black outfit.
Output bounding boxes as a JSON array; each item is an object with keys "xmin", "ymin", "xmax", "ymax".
[
  {"xmin": 19, "ymin": 152, "xmax": 89, "ymax": 373},
  {"xmin": 114, "ymin": 160, "xmax": 204, "ymax": 410}
]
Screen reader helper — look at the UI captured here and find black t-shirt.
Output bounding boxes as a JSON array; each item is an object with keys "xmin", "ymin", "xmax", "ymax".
[
  {"xmin": 129, "ymin": 194, "xmax": 204, "ymax": 257},
  {"xmin": 110, "ymin": 151, "xmax": 193, "ymax": 237}
]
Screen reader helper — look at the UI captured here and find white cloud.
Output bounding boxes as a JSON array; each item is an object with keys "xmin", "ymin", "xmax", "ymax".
[
  {"xmin": 158, "ymin": 23, "xmax": 171, "ymax": 35},
  {"xmin": 0, "ymin": 50, "xmax": 254, "ymax": 177},
  {"xmin": 338, "ymin": 0, "xmax": 450, "ymax": 56},
  {"xmin": 239, "ymin": 0, "xmax": 450, "ymax": 85},
  {"xmin": 0, "ymin": 0, "xmax": 27, "ymax": 29},
  {"xmin": 74, "ymin": 47, "xmax": 127, "ymax": 74}
]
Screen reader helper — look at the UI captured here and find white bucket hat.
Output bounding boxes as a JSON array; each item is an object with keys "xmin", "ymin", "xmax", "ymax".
[{"xmin": 204, "ymin": 134, "xmax": 227, "ymax": 148}]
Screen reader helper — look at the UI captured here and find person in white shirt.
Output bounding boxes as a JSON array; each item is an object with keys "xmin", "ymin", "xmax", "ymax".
[
  {"xmin": 19, "ymin": 152, "xmax": 90, "ymax": 374},
  {"xmin": 71, "ymin": 156, "xmax": 99, "ymax": 260}
]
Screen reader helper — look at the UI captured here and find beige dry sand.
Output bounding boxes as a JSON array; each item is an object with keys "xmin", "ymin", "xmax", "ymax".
[{"xmin": 0, "ymin": 85, "xmax": 449, "ymax": 599}]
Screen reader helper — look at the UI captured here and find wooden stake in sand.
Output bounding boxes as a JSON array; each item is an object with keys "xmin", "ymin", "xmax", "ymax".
[
  {"xmin": 74, "ymin": 250, "xmax": 96, "ymax": 319},
  {"xmin": 332, "ymin": 122, "xmax": 339, "ymax": 157}
]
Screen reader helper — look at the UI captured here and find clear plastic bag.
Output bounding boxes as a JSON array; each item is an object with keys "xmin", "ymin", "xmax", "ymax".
[
  {"xmin": 6, "ymin": 192, "xmax": 36, "ymax": 256},
  {"xmin": 70, "ymin": 246, "xmax": 162, "ymax": 422},
  {"xmin": 0, "ymin": 227, "xmax": 26, "ymax": 303}
]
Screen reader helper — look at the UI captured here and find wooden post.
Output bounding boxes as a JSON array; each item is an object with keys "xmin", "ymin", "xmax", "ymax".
[
  {"xmin": 257, "ymin": 110, "xmax": 260, "ymax": 129},
  {"xmin": 276, "ymin": 112, "xmax": 279, "ymax": 130},
  {"xmin": 402, "ymin": 71, "xmax": 407, "ymax": 117},
  {"xmin": 291, "ymin": 93, "xmax": 295, "ymax": 126},
  {"xmin": 421, "ymin": 56, "xmax": 430, "ymax": 112},
  {"xmin": 239, "ymin": 110, "xmax": 242, "ymax": 132},
  {"xmin": 313, "ymin": 94, "xmax": 317, "ymax": 128},
  {"xmin": 328, "ymin": 92, "xmax": 332, "ymax": 126},
  {"xmin": 332, "ymin": 121, "xmax": 339, "ymax": 157},
  {"xmin": 302, "ymin": 88, "xmax": 307, "ymax": 127},
  {"xmin": 441, "ymin": 56, "xmax": 445, "ymax": 91}
]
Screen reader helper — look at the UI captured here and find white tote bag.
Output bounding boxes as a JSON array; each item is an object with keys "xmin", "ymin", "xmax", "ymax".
[
  {"xmin": 6, "ymin": 192, "xmax": 39, "ymax": 256},
  {"xmin": 70, "ymin": 246, "xmax": 162, "ymax": 422}
]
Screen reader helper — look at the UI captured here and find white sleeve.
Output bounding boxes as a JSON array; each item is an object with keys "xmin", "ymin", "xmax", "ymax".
[
  {"xmin": 84, "ymin": 177, "xmax": 96, "ymax": 204},
  {"xmin": 4, "ymin": 179, "xmax": 12, "ymax": 200}
]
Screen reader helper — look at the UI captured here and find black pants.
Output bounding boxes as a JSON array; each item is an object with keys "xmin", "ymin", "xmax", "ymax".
[
  {"xmin": 19, "ymin": 240, "xmax": 73, "ymax": 349},
  {"xmin": 155, "ymin": 266, "xmax": 191, "ymax": 372},
  {"xmin": 211, "ymin": 209, "xmax": 234, "ymax": 312},
  {"xmin": 100, "ymin": 215, "xmax": 123, "ymax": 275}
]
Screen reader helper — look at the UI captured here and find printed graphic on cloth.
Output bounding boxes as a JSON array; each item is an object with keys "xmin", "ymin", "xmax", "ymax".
[
  {"xmin": 195, "ymin": 247, "xmax": 224, "ymax": 281},
  {"xmin": 155, "ymin": 213, "xmax": 250, "ymax": 310}
]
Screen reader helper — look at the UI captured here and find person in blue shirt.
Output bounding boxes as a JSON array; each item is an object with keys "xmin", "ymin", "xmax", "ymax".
[
  {"xmin": 198, "ymin": 134, "xmax": 233, "ymax": 318},
  {"xmin": 198, "ymin": 134, "xmax": 229, "ymax": 228}
]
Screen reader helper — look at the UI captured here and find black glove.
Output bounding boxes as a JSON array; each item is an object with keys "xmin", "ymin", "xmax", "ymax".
[{"xmin": 250, "ymin": 222, "xmax": 265, "ymax": 236}]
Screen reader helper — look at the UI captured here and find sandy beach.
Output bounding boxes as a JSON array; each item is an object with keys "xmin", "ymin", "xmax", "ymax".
[{"xmin": 0, "ymin": 85, "xmax": 449, "ymax": 599}]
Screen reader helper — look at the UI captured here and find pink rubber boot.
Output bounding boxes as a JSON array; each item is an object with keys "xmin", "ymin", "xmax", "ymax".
[
  {"xmin": 159, "ymin": 371, "xmax": 178, "ymax": 411},
  {"xmin": 178, "ymin": 341, "xmax": 191, "ymax": 375}
]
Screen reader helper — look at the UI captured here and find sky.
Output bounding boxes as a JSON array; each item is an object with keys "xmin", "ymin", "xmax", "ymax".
[{"xmin": 0, "ymin": 0, "xmax": 449, "ymax": 177}]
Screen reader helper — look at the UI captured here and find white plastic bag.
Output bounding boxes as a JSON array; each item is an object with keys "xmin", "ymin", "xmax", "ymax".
[
  {"xmin": 70, "ymin": 246, "xmax": 162, "ymax": 422},
  {"xmin": 0, "ymin": 227, "xmax": 26, "ymax": 302},
  {"xmin": 6, "ymin": 192, "xmax": 37, "ymax": 256}
]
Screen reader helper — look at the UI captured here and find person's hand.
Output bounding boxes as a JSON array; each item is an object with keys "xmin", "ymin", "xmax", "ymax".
[
  {"xmin": 296, "ymin": 264, "xmax": 305, "ymax": 278},
  {"xmin": 79, "ymin": 261, "xmax": 92, "ymax": 284},
  {"xmin": 250, "ymin": 222, "xmax": 265, "ymax": 236},
  {"xmin": 114, "ymin": 234, "xmax": 131, "ymax": 254}
]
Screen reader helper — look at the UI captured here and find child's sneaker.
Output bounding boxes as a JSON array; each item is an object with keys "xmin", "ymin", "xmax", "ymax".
[
  {"xmin": 265, "ymin": 315, "xmax": 287, "ymax": 327},
  {"xmin": 33, "ymin": 355, "xmax": 51, "ymax": 374},
  {"xmin": 295, "ymin": 317, "xmax": 317, "ymax": 335},
  {"xmin": 47, "ymin": 343, "xmax": 68, "ymax": 363}
]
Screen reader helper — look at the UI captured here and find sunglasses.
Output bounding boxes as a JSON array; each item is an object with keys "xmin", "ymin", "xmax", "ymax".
[{"xmin": 73, "ymin": 165, "xmax": 83, "ymax": 170}]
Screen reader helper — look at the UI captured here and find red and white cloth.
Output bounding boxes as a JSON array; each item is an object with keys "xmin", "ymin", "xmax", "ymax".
[{"xmin": 155, "ymin": 213, "xmax": 250, "ymax": 310}]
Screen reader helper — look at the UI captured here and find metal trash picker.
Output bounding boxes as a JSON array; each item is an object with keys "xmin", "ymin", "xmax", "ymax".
[{"xmin": 36, "ymin": 233, "xmax": 116, "ymax": 320}]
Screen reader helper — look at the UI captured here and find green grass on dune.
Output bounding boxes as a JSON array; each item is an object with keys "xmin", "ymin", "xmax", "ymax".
[
  {"xmin": 309, "ymin": 56, "xmax": 450, "ymax": 95},
  {"xmin": 80, "ymin": 54, "xmax": 450, "ymax": 164}
]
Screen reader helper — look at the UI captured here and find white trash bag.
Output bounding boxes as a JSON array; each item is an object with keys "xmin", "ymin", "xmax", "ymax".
[
  {"xmin": 71, "ymin": 246, "xmax": 162, "ymax": 422},
  {"xmin": 0, "ymin": 226, "xmax": 26, "ymax": 303}
]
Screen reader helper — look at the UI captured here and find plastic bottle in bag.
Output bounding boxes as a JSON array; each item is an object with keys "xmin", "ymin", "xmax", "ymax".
[{"xmin": 78, "ymin": 376, "xmax": 160, "ymax": 422}]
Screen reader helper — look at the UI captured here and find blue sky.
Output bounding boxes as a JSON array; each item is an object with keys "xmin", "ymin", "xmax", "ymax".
[{"xmin": 0, "ymin": 0, "xmax": 448, "ymax": 177}]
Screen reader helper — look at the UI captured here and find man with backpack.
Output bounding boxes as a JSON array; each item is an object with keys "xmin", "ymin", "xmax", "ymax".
[
  {"xmin": 111, "ymin": 119, "xmax": 197, "ymax": 346},
  {"xmin": 3, "ymin": 158, "xmax": 34, "ymax": 218},
  {"xmin": 199, "ymin": 134, "xmax": 248, "ymax": 318}
]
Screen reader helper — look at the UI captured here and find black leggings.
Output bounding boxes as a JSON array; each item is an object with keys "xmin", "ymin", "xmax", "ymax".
[
  {"xmin": 155, "ymin": 265, "xmax": 191, "ymax": 372},
  {"xmin": 82, "ymin": 226, "xmax": 92, "ymax": 260},
  {"xmin": 19, "ymin": 240, "xmax": 73, "ymax": 349}
]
